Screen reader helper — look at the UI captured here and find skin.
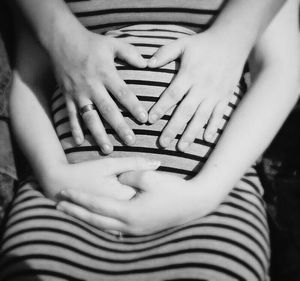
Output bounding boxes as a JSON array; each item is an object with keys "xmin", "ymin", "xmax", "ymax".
[
  {"xmin": 10, "ymin": 0, "xmax": 300, "ymax": 235},
  {"xmin": 56, "ymin": 0, "xmax": 300, "ymax": 235},
  {"xmin": 12, "ymin": 0, "xmax": 286, "ymax": 153},
  {"xmin": 9, "ymin": 18, "xmax": 158, "ymax": 203}
]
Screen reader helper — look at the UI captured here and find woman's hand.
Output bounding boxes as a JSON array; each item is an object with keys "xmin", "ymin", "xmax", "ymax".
[
  {"xmin": 52, "ymin": 29, "xmax": 148, "ymax": 153},
  {"xmin": 147, "ymin": 30, "xmax": 246, "ymax": 151},
  {"xmin": 56, "ymin": 171, "xmax": 225, "ymax": 235},
  {"xmin": 43, "ymin": 157, "xmax": 160, "ymax": 201}
]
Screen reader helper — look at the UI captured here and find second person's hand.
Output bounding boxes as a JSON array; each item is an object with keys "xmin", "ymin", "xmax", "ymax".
[
  {"xmin": 51, "ymin": 28, "xmax": 148, "ymax": 153},
  {"xmin": 147, "ymin": 30, "xmax": 247, "ymax": 151}
]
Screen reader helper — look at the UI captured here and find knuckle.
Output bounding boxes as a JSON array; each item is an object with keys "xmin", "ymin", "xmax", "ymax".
[
  {"xmin": 181, "ymin": 105, "xmax": 195, "ymax": 119},
  {"xmin": 70, "ymin": 122, "xmax": 80, "ymax": 133},
  {"xmin": 198, "ymin": 107, "xmax": 212, "ymax": 119},
  {"xmin": 83, "ymin": 111, "xmax": 96, "ymax": 123},
  {"xmin": 93, "ymin": 132, "xmax": 105, "ymax": 144},
  {"xmin": 182, "ymin": 133, "xmax": 195, "ymax": 143},
  {"xmin": 115, "ymin": 86, "xmax": 130, "ymax": 100},
  {"xmin": 100, "ymin": 101, "xmax": 115, "ymax": 116},
  {"xmin": 139, "ymin": 171, "xmax": 150, "ymax": 184},
  {"xmin": 167, "ymin": 88, "xmax": 180, "ymax": 102}
]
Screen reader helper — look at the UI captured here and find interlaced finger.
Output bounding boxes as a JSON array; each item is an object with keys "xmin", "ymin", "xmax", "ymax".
[
  {"xmin": 59, "ymin": 189, "xmax": 130, "ymax": 220},
  {"xmin": 57, "ymin": 201, "xmax": 126, "ymax": 231}
]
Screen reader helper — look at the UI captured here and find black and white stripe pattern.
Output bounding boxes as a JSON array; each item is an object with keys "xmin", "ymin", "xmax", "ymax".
[
  {"xmin": 52, "ymin": 24, "xmax": 245, "ymax": 179},
  {"xmin": 64, "ymin": 0, "xmax": 223, "ymax": 34},
  {"xmin": 0, "ymin": 172, "xmax": 269, "ymax": 280},
  {"xmin": 0, "ymin": 17, "xmax": 269, "ymax": 281}
]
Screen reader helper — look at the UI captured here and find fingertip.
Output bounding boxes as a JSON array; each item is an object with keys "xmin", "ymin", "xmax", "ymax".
[
  {"xmin": 159, "ymin": 136, "xmax": 171, "ymax": 148},
  {"xmin": 74, "ymin": 135, "xmax": 84, "ymax": 146},
  {"xmin": 56, "ymin": 203, "xmax": 64, "ymax": 211},
  {"xmin": 148, "ymin": 113, "xmax": 159, "ymax": 124},
  {"xmin": 147, "ymin": 159, "xmax": 161, "ymax": 170},
  {"xmin": 138, "ymin": 56, "xmax": 148, "ymax": 68},
  {"xmin": 178, "ymin": 141, "xmax": 189, "ymax": 152},
  {"xmin": 204, "ymin": 131, "xmax": 215, "ymax": 142},
  {"xmin": 148, "ymin": 57, "xmax": 157, "ymax": 68},
  {"xmin": 102, "ymin": 143, "xmax": 113, "ymax": 154},
  {"xmin": 124, "ymin": 133, "xmax": 135, "ymax": 146},
  {"xmin": 137, "ymin": 111, "xmax": 148, "ymax": 123}
]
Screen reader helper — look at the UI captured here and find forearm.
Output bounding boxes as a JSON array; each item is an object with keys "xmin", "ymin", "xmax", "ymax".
[
  {"xmin": 10, "ymin": 73, "xmax": 67, "ymax": 182},
  {"xmin": 210, "ymin": 0, "xmax": 286, "ymax": 57},
  {"xmin": 11, "ymin": 0, "xmax": 85, "ymax": 58},
  {"xmin": 10, "ymin": 19, "xmax": 68, "ymax": 189},
  {"xmin": 194, "ymin": 0, "xmax": 300, "ymax": 197}
]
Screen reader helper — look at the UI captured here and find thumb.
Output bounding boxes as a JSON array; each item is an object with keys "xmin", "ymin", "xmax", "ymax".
[
  {"xmin": 103, "ymin": 157, "xmax": 160, "ymax": 175},
  {"xmin": 116, "ymin": 41, "xmax": 147, "ymax": 68},
  {"xmin": 148, "ymin": 41, "xmax": 183, "ymax": 68},
  {"xmin": 119, "ymin": 171, "xmax": 155, "ymax": 191}
]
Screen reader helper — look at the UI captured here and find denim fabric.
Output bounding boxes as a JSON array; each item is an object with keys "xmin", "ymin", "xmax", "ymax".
[
  {"xmin": 0, "ymin": 33, "xmax": 10, "ymax": 118},
  {"xmin": 0, "ymin": 33, "xmax": 16, "ymax": 221}
]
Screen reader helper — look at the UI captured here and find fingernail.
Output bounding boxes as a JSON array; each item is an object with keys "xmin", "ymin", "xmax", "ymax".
[
  {"xmin": 75, "ymin": 136, "xmax": 82, "ymax": 145},
  {"xmin": 148, "ymin": 57, "xmax": 157, "ymax": 67},
  {"xmin": 60, "ymin": 190, "xmax": 67, "ymax": 197},
  {"xmin": 205, "ymin": 133, "xmax": 213, "ymax": 142},
  {"xmin": 149, "ymin": 114, "xmax": 158, "ymax": 123},
  {"xmin": 149, "ymin": 160, "xmax": 161, "ymax": 168},
  {"xmin": 161, "ymin": 137, "xmax": 171, "ymax": 147},
  {"xmin": 138, "ymin": 111, "xmax": 147, "ymax": 123},
  {"xmin": 56, "ymin": 203, "xmax": 64, "ymax": 211},
  {"xmin": 179, "ymin": 141, "xmax": 189, "ymax": 151},
  {"xmin": 139, "ymin": 57, "xmax": 147, "ymax": 67},
  {"xmin": 102, "ymin": 144, "xmax": 113, "ymax": 154},
  {"xmin": 125, "ymin": 134, "xmax": 135, "ymax": 145}
]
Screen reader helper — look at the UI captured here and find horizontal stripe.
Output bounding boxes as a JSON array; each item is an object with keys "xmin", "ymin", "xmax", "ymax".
[
  {"xmin": 1, "ymin": 240, "xmax": 260, "ymax": 280},
  {"xmin": 87, "ymin": 21, "xmax": 208, "ymax": 31},
  {"xmin": 212, "ymin": 211, "xmax": 268, "ymax": 249},
  {"xmin": 58, "ymin": 129, "xmax": 215, "ymax": 147},
  {"xmin": 0, "ymin": 269, "xmax": 84, "ymax": 281},
  {"xmin": 1, "ymin": 254, "xmax": 245, "ymax": 280},
  {"xmin": 75, "ymin": 7, "xmax": 219, "ymax": 18},
  {"xmin": 4, "ymin": 200, "xmax": 267, "ymax": 255},
  {"xmin": 64, "ymin": 146, "xmax": 206, "ymax": 162}
]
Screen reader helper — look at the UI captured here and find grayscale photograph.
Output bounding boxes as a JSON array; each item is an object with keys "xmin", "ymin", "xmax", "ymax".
[{"xmin": 0, "ymin": 0, "xmax": 299, "ymax": 280}]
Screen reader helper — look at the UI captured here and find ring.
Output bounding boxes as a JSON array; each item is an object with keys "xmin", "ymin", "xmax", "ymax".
[{"xmin": 79, "ymin": 104, "xmax": 96, "ymax": 116}]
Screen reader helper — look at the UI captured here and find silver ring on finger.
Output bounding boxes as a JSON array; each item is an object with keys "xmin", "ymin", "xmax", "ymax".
[{"xmin": 79, "ymin": 104, "xmax": 96, "ymax": 116}]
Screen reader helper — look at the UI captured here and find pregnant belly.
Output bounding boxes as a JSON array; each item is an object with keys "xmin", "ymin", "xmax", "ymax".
[{"xmin": 51, "ymin": 24, "xmax": 243, "ymax": 179}]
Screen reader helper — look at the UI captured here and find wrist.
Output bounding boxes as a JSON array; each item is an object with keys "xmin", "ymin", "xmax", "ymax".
[
  {"xmin": 190, "ymin": 168, "xmax": 233, "ymax": 200},
  {"xmin": 205, "ymin": 25, "xmax": 252, "ymax": 60},
  {"xmin": 37, "ymin": 161, "xmax": 69, "ymax": 199},
  {"xmin": 41, "ymin": 16, "xmax": 88, "ymax": 61}
]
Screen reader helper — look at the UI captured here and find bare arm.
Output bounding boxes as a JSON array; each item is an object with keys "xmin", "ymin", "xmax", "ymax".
[
  {"xmin": 11, "ymin": 0, "xmax": 148, "ymax": 153},
  {"xmin": 56, "ymin": 0, "xmax": 300, "ymax": 235},
  {"xmin": 196, "ymin": 0, "xmax": 300, "ymax": 197},
  {"xmin": 146, "ymin": 0, "xmax": 287, "ymax": 147},
  {"xmin": 9, "ymin": 17, "xmax": 159, "ymax": 200},
  {"xmin": 12, "ymin": 0, "xmax": 287, "ymax": 149}
]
